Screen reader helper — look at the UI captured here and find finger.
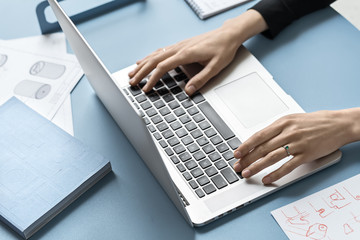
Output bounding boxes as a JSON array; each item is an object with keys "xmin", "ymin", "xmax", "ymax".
[
  {"xmin": 184, "ymin": 60, "xmax": 221, "ymax": 96},
  {"xmin": 234, "ymin": 123, "xmax": 283, "ymax": 159},
  {"xmin": 262, "ymin": 155, "xmax": 305, "ymax": 184},
  {"xmin": 143, "ymin": 51, "xmax": 194, "ymax": 92},
  {"xmin": 128, "ymin": 60, "xmax": 147, "ymax": 81},
  {"xmin": 131, "ymin": 50, "xmax": 175, "ymax": 87},
  {"xmin": 240, "ymin": 147, "xmax": 288, "ymax": 178},
  {"xmin": 234, "ymin": 133, "xmax": 287, "ymax": 171}
]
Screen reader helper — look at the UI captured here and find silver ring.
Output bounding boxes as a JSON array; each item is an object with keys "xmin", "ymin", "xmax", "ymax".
[
  {"xmin": 283, "ymin": 145, "xmax": 291, "ymax": 156},
  {"xmin": 162, "ymin": 48, "xmax": 166, "ymax": 52}
]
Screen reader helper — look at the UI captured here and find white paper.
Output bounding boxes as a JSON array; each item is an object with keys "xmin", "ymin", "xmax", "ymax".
[
  {"xmin": 272, "ymin": 174, "xmax": 360, "ymax": 240},
  {"xmin": 0, "ymin": 44, "xmax": 82, "ymax": 120},
  {"xmin": 52, "ymin": 95, "xmax": 74, "ymax": 136}
]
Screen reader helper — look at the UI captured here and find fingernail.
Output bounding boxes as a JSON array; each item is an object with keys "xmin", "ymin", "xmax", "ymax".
[
  {"xmin": 242, "ymin": 169, "xmax": 251, "ymax": 178},
  {"xmin": 233, "ymin": 162, "xmax": 241, "ymax": 172},
  {"xmin": 263, "ymin": 176, "xmax": 272, "ymax": 185},
  {"xmin": 234, "ymin": 151, "xmax": 241, "ymax": 159},
  {"xmin": 186, "ymin": 85, "xmax": 196, "ymax": 96}
]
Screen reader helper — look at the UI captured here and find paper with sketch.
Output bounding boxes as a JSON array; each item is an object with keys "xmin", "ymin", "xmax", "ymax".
[
  {"xmin": 0, "ymin": 43, "xmax": 82, "ymax": 120},
  {"xmin": 271, "ymin": 174, "xmax": 360, "ymax": 240}
]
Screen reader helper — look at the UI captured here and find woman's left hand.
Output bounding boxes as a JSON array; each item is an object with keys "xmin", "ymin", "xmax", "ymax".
[{"xmin": 233, "ymin": 109, "xmax": 358, "ymax": 184}]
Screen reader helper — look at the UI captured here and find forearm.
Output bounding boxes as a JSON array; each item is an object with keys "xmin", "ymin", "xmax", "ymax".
[
  {"xmin": 220, "ymin": 9, "xmax": 268, "ymax": 49},
  {"xmin": 339, "ymin": 108, "xmax": 360, "ymax": 144}
]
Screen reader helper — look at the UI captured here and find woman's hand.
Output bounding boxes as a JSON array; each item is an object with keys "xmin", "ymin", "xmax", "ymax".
[
  {"xmin": 128, "ymin": 10, "xmax": 268, "ymax": 96},
  {"xmin": 233, "ymin": 109, "xmax": 360, "ymax": 184}
]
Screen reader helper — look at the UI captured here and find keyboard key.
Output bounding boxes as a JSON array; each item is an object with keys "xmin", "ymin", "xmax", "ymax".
[
  {"xmin": 205, "ymin": 166, "xmax": 218, "ymax": 177},
  {"xmin": 140, "ymin": 101, "xmax": 152, "ymax": 110},
  {"xmin": 170, "ymin": 121, "xmax": 182, "ymax": 130},
  {"xmin": 209, "ymin": 152, "xmax": 221, "ymax": 162},
  {"xmin": 174, "ymin": 73, "xmax": 188, "ymax": 81},
  {"xmin": 221, "ymin": 167, "xmax": 239, "ymax": 184},
  {"xmin": 144, "ymin": 118, "xmax": 150, "ymax": 125},
  {"xmin": 168, "ymin": 137, "xmax": 180, "ymax": 147},
  {"xmin": 170, "ymin": 86, "xmax": 182, "ymax": 95},
  {"xmin": 228, "ymin": 137, "xmax": 242, "ymax": 150},
  {"xmin": 179, "ymin": 152, "xmax": 192, "ymax": 162},
  {"xmin": 165, "ymin": 148, "xmax": 174, "ymax": 156},
  {"xmin": 228, "ymin": 159, "xmax": 243, "ymax": 179},
  {"xmin": 187, "ymin": 106, "xmax": 199, "ymax": 116},
  {"xmin": 199, "ymin": 159, "xmax": 212, "ymax": 169},
  {"xmin": 138, "ymin": 79, "xmax": 147, "ymax": 88},
  {"xmin": 165, "ymin": 114, "xmax": 176, "ymax": 123},
  {"xmin": 203, "ymin": 184, "xmax": 216, "ymax": 195},
  {"xmin": 147, "ymin": 92, "xmax": 160, "ymax": 102},
  {"xmin": 174, "ymin": 108, "xmax": 186, "ymax": 117},
  {"xmin": 193, "ymin": 151, "xmax": 206, "ymax": 161},
  {"xmin": 153, "ymin": 132, "xmax": 162, "ymax": 140},
  {"xmin": 204, "ymin": 128, "xmax": 217, "ymax": 138},
  {"xmin": 183, "ymin": 172, "xmax": 192, "ymax": 181},
  {"xmin": 154, "ymin": 100, "xmax": 165, "ymax": 109},
  {"xmin": 181, "ymin": 99, "xmax": 193, "ymax": 108},
  {"xmin": 191, "ymin": 92, "xmax": 205, "ymax": 104},
  {"xmin": 128, "ymin": 86, "xmax": 141, "ymax": 96},
  {"xmin": 176, "ymin": 92, "xmax": 187, "ymax": 101},
  {"xmin": 147, "ymin": 125, "xmax": 156, "ymax": 133},
  {"xmin": 163, "ymin": 77, "xmax": 177, "ymax": 88},
  {"xmin": 162, "ymin": 129, "xmax": 174, "ymax": 139},
  {"xmin": 215, "ymin": 160, "xmax": 227, "ymax": 170},
  {"xmin": 185, "ymin": 122, "xmax": 197, "ymax": 131},
  {"xmin": 157, "ymin": 87, "xmax": 169, "ymax": 96},
  {"xmin": 154, "ymin": 80, "xmax": 164, "ymax": 89},
  {"xmin": 146, "ymin": 108, "xmax": 157, "ymax": 117},
  {"xmin": 175, "ymin": 128, "xmax": 188, "ymax": 138},
  {"xmin": 187, "ymin": 143, "xmax": 200, "ymax": 153},
  {"xmin": 135, "ymin": 94, "xmax": 146, "ymax": 103},
  {"xmin": 198, "ymin": 102, "xmax": 235, "ymax": 140},
  {"xmin": 190, "ymin": 129, "xmax": 203, "ymax": 139},
  {"xmin": 179, "ymin": 115, "xmax": 191, "ymax": 124},
  {"xmin": 173, "ymin": 144, "xmax": 186, "ymax": 154},
  {"xmin": 168, "ymin": 100, "xmax": 180, "ymax": 110},
  {"xmin": 202, "ymin": 144, "xmax": 215, "ymax": 154},
  {"xmin": 156, "ymin": 122, "xmax": 169, "ymax": 132},
  {"xmin": 216, "ymin": 143, "xmax": 229, "ymax": 153},
  {"xmin": 190, "ymin": 168, "xmax": 204, "ymax": 178},
  {"xmin": 174, "ymin": 67, "xmax": 182, "ymax": 73},
  {"xmin": 159, "ymin": 140, "xmax": 168, "ymax": 148},
  {"xmin": 195, "ymin": 188, "xmax": 205, "ymax": 198},
  {"xmin": 181, "ymin": 136, "xmax": 193, "ymax": 145},
  {"xmin": 211, "ymin": 175, "xmax": 228, "ymax": 189},
  {"xmin": 193, "ymin": 114, "xmax": 205, "ymax": 123},
  {"xmin": 210, "ymin": 135, "xmax": 223, "ymax": 145},
  {"xmin": 199, "ymin": 121, "xmax": 211, "ymax": 130},
  {"xmin": 159, "ymin": 107, "xmax": 171, "ymax": 116},
  {"xmin": 185, "ymin": 160, "xmax": 198, "ymax": 170},
  {"xmin": 151, "ymin": 115, "xmax": 163, "ymax": 124},
  {"xmin": 222, "ymin": 151, "xmax": 234, "ymax": 161},
  {"xmin": 123, "ymin": 88, "xmax": 129, "ymax": 95},
  {"xmin": 177, "ymin": 163, "xmax": 186, "ymax": 172},
  {"xmin": 170, "ymin": 155, "xmax": 180, "ymax": 164},
  {"xmin": 196, "ymin": 137, "xmax": 209, "ymax": 146},
  {"xmin": 189, "ymin": 180, "xmax": 199, "ymax": 189},
  {"xmin": 163, "ymin": 94, "xmax": 174, "ymax": 103},
  {"xmin": 197, "ymin": 176, "xmax": 210, "ymax": 186}
]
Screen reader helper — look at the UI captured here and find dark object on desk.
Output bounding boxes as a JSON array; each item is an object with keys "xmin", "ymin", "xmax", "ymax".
[
  {"xmin": 0, "ymin": 97, "xmax": 112, "ymax": 239},
  {"xmin": 36, "ymin": 0, "xmax": 145, "ymax": 34}
]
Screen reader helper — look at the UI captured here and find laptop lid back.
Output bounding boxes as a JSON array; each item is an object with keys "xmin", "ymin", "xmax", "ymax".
[{"xmin": 47, "ymin": 0, "xmax": 193, "ymax": 226}]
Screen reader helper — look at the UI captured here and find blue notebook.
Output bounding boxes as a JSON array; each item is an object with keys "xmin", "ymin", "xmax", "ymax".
[{"xmin": 0, "ymin": 98, "xmax": 112, "ymax": 239}]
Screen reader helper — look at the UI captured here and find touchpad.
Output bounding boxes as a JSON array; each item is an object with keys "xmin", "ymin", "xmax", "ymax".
[{"xmin": 214, "ymin": 73, "xmax": 288, "ymax": 128}]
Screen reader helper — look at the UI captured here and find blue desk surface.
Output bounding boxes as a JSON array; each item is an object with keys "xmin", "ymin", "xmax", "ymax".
[{"xmin": 1, "ymin": 1, "xmax": 360, "ymax": 239}]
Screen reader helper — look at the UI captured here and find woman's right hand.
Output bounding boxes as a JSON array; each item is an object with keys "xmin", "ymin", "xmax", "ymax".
[{"xmin": 128, "ymin": 10, "xmax": 268, "ymax": 96}]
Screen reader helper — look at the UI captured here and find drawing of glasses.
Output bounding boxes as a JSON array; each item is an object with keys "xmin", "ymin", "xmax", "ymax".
[
  {"xmin": 14, "ymin": 80, "xmax": 51, "ymax": 100},
  {"xmin": 0, "ymin": 54, "xmax": 8, "ymax": 67},
  {"xmin": 29, "ymin": 61, "xmax": 66, "ymax": 79}
]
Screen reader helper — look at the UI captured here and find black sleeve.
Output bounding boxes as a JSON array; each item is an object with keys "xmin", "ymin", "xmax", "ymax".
[{"xmin": 250, "ymin": 0, "xmax": 336, "ymax": 38}]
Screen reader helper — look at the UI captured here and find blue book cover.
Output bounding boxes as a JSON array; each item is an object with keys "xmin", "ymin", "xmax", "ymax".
[{"xmin": 0, "ymin": 97, "xmax": 112, "ymax": 239}]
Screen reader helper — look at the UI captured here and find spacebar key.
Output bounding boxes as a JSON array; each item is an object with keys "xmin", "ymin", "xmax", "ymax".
[{"xmin": 198, "ymin": 102, "xmax": 235, "ymax": 140}]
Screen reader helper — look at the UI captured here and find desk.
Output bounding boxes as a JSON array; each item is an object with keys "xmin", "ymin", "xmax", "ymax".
[{"xmin": 1, "ymin": 1, "xmax": 360, "ymax": 239}]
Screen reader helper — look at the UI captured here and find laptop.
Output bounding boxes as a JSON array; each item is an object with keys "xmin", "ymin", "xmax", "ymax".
[{"xmin": 48, "ymin": 0, "xmax": 342, "ymax": 226}]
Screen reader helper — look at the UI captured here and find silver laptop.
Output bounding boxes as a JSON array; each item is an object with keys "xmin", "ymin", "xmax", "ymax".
[{"xmin": 48, "ymin": 0, "xmax": 341, "ymax": 226}]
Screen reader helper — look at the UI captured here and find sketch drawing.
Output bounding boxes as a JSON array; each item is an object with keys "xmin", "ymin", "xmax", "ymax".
[
  {"xmin": 30, "ymin": 61, "xmax": 66, "ymax": 79},
  {"xmin": 14, "ymin": 80, "xmax": 51, "ymax": 100}
]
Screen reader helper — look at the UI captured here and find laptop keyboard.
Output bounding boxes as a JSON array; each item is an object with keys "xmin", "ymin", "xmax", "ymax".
[{"xmin": 124, "ymin": 67, "xmax": 242, "ymax": 198}]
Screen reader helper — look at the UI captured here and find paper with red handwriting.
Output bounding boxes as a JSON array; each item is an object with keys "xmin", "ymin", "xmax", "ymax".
[{"xmin": 271, "ymin": 174, "xmax": 360, "ymax": 240}]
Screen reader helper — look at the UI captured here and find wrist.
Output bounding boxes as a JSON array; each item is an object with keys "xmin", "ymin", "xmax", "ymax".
[
  {"xmin": 340, "ymin": 108, "xmax": 360, "ymax": 143},
  {"xmin": 221, "ymin": 9, "xmax": 268, "ymax": 47}
]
